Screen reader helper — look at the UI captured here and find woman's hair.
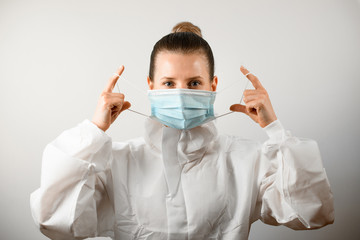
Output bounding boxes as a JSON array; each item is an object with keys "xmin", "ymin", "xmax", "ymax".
[{"xmin": 149, "ymin": 21, "xmax": 215, "ymax": 81}]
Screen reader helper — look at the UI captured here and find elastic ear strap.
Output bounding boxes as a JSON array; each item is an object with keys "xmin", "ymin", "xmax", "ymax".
[
  {"xmin": 116, "ymin": 82, "xmax": 121, "ymax": 93},
  {"xmin": 217, "ymin": 80, "xmax": 239, "ymax": 94},
  {"xmin": 114, "ymin": 75, "xmax": 150, "ymax": 118},
  {"xmin": 127, "ymin": 109, "xmax": 150, "ymax": 117},
  {"xmin": 113, "ymin": 73, "xmax": 121, "ymax": 93},
  {"xmin": 216, "ymin": 74, "xmax": 250, "ymax": 104},
  {"xmin": 239, "ymin": 80, "xmax": 249, "ymax": 104},
  {"xmin": 113, "ymin": 72, "xmax": 147, "ymax": 94},
  {"xmin": 214, "ymin": 111, "xmax": 233, "ymax": 119},
  {"xmin": 213, "ymin": 76, "xmax": 250, "ymax": 120}
]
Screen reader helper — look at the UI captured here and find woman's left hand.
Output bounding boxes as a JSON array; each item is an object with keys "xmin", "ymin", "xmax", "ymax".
[{"xmin": 230, "ymin": 66, "xmax": 277, "ymax": 128}]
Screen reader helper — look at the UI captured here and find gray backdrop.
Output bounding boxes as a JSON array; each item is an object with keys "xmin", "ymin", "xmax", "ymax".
[{"xmin": 1, "ymin": 0, "xmax": 359, "ymax": 239}]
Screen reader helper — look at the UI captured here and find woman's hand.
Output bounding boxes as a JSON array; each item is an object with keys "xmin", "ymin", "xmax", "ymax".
[
  {"xmin": 230, "ymin": 66, "xmax": 277, "ymax": 128},
  {"xmin": 92, "ymin": 65, "xmax": 131, "ymax": 132}
]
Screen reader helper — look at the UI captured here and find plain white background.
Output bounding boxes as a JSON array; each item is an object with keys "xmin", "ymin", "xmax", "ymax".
[{"xmin": 1, "ymin": 0, "xmax": 359, "ymax": 239}]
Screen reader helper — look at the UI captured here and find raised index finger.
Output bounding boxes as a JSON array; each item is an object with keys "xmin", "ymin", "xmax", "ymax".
[
  {"xmin": 104, "ymin": 65, "xmax": 125, "ymax": 92},
  {"xmin": 240, "ymin": 65, "xmax": 264, "ymax": 89}
]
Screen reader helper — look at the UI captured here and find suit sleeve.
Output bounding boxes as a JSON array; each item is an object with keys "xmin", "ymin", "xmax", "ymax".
[
  {"xmin": 256, "ymin": 120, "xmax": 334, "ymax": 230},
  {"xmin": 30, "ymin": 119, "xmax": 115, "ymax": 239}
]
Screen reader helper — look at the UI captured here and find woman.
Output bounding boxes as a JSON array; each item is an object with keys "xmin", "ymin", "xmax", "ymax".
[{"xmin": 30, "ymin": 22, "xmax": 334, "ymax": 240}]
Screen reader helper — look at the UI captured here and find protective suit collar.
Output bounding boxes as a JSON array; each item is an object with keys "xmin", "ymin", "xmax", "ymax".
[
  {"xmin": 144, "ymin": 117, "xmax": 219, "ymax": 197},
  {"xmin": 144, "ymin": 116, "xmax": 220, "ymax": 233},
  {"xmin": 144, "ymin": 117, "xmax": 219, "ymax": 162}
]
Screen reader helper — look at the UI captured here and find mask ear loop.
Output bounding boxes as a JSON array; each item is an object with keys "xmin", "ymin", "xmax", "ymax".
[
  {"xmin": 113, "ymin": 73, "xmax": 150, "ymax": 118},
  {"xmin": 217, "ymin": 79, "xmax": 241, "ymax": 94},
  {"xmin": 239, "ymin": 79, "xmax": 250, "ymax": 104},
  {"xmin": 213, "ymin": 74, "xmax": 250, "ymax": 120}
]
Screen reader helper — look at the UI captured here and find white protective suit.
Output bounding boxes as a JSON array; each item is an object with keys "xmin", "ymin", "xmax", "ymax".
[{"xmin": 30, "ymin": 118, "xmax": 334, "ymax": 240}]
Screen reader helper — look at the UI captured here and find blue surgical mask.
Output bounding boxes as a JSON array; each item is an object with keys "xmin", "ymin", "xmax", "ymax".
[
  {"xmin": 115, "ymin": 76, "xmax": 250, "ymax": 128},
  {"xmin": 148, "ymin": 89, "xmax": 216, "ymax": 130}
]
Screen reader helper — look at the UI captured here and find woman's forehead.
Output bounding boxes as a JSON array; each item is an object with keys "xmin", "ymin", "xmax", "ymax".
[{"xmin": 154, "ymin": 52, "xmax": 209, "ymax": 79}]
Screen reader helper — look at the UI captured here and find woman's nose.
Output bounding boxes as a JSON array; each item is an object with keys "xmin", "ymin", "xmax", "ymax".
[{"xmin": 176, "ymin": 82, "xmax": 188, "ymax": 89}]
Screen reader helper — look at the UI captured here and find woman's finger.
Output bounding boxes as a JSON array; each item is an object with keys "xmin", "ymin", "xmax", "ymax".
[
  {"xmin": 243, "ymin": 89, "xmax": 267, "ymax": 97},
  {"xmin": 104, "ymin": 65, "xmax": 125, "ymax": 92},
  {"xmin": 103, "ymin": 95, "xmax": 125, "ymax": 109},
  {"xmin": 230, "ymin": 104, "xmax": 247, "ymax": 114},
  {"xmin": 120, "ymin": 101, "xmax": 131, "ymax": 113},
  {"xmin": 243, "ymin": 94, "xmax": 262, "ymax": 103},
  {"xmin": 240, "ymin": 66, "xmax": 264, "ymax": 90},
  {"xmin": 101, "ymin": 92, "xmax": 124, "ymax": 104},
  {"xmin": 245, "ymin": 99, "xmax": 260, "ymax": 111},
  {"xmin": 243, "ymin": 89, "xmax": 259, "ymax": 96}
]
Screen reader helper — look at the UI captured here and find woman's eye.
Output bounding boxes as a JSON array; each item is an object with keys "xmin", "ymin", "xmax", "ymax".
[
  {"xmin": 164, "ymin": 81, "xmax": 174, "ymax": 87},
  {"xmin": 189, "ymin": 80, "xmax": 201, "ymax": 87}
]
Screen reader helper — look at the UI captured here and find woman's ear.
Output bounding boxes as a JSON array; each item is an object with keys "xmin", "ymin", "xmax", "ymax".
[
  {"xmin": 147, "ymin": 76, "xmax": 154, "ymax": 90},
  {"xmin": 211, "ymin": 76, "xmax": 218, "ymax": 91}
]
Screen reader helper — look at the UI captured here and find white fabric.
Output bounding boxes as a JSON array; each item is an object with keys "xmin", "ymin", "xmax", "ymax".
[{"xmin": 30, "ymin": 118, "xmax": 334, "ymax": 240}]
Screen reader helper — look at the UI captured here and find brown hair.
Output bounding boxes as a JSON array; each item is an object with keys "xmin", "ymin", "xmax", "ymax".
[
  {"xmin": 149, "ymin": 21, "xmax": 215, "ymax": 81},
  {"xmin": 171, "ymin": 22, "xmax": 202, "ymax": 37}
]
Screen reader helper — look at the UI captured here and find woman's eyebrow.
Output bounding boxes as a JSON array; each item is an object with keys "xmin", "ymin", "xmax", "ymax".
[
  {"xmin": 187, "ymin": 76, "xmax": 203, "ymax": 80},
  {"xmin": 160, "ymin": 77, "xmax": 176, "ymax": 80},
  {"xmin": 160, "ymin": 76, "xmax": 203, "ymax": 80}
]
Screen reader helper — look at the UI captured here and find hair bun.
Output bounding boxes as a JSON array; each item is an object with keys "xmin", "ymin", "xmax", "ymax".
[{"xmin": 171, "ymin": 21, "xmax": 202, "ymax": 38}]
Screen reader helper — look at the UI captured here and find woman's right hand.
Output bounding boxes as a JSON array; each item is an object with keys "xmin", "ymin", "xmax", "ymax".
[{"xmin": 92, "ymin": 65, "xmax": 131, "ymax": 132}]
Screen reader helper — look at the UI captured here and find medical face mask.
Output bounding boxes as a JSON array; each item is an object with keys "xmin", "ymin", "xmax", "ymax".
[
  {"xmin": 148, "ymin": 89, "xmax": 216, "ymax": 130},
  {"xmin": 115, "ymin": 75, "xmax": 250, "ymax": 130}
]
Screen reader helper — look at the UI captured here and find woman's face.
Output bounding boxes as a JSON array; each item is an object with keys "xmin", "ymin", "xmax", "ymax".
[{"xmin": 148, "ymin": 51, "xmax": 217, "ymax": 91}]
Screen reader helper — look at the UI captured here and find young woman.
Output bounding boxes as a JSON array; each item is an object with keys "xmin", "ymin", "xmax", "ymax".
[{"xmin": 30, "ymin": 22, "xmax": 334, "ymax": 240}]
